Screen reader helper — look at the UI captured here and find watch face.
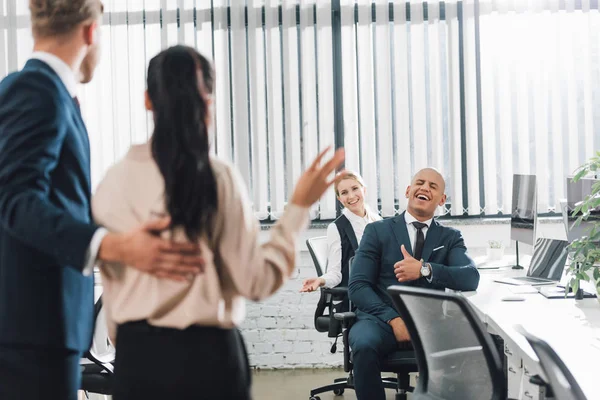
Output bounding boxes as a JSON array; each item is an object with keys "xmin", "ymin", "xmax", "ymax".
[{"xmin": 421, "ymin": 265, "xmax": 430, "ymax": 276}]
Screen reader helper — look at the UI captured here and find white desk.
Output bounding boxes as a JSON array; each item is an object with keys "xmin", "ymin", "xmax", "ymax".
[{"xmin": 463, "ymin": 268, "xmax": 600, "ymax": 399}]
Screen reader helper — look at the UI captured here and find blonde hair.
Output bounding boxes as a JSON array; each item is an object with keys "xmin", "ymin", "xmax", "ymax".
[
  {"xmin": 30, "ymin": 0, "xmax": 104, "ymax": 38},
  {"xmin": 334, "ymin": 171, "xmax": 366, "ymax": 196}
]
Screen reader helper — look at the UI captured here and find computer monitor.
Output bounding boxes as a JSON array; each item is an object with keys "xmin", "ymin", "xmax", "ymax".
[
  {"xmin": 562, "ymin": 177, "xmax": 600, "ymax": 243},
  {"xmin": 510, "ymin": 174, "xmax": 537, "ymax": 269},
  {"xmin": 528, "ymin": 238, "xmax": 569, "ymax": 281},
  {"xmin": 494, "ymin": 238, "xmax": 568, "ymax": 286}
]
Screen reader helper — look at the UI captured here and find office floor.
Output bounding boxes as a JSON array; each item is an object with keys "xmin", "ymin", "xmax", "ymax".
[
  {"xmin": 252, "ymin": 369, "xmax": 413, "ymax": 399},
  {"xmin": 79, "ymin": 369, "xmax": 413, "ymax": 399}
]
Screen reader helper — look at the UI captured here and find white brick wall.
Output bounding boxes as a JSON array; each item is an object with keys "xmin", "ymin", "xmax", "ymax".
[
  {"xmin": 240, "ymin": 219, "xmax": 566, "ymax": 369},
  {"xmin": 240, "ymin": 227, "xmax": 345, "ymax": 369}
]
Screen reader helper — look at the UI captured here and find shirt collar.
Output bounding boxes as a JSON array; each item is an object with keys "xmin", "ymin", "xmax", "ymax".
[
  {"xmin": 404, "ymin": 211, "xmax": 433, "ymax": 228},
  {"xmin": 30, "ymin": 52, "xmax": 78, "ymax": 97},
  {"xmin": 342, "ymin": 206, "xmax": 377, "ymax": 223}
]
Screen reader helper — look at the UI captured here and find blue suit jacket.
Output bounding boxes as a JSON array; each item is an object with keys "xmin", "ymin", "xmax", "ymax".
[
  {"xmin": 348, "ymin": 212, "xmax": 480, "ymax": 323},
  {"xmin": 0, "ymin": 60, "xmax": 97, "ymax": 352}
]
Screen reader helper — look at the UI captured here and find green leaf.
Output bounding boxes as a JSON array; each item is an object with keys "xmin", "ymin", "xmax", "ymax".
[
  {"xmin": 572, "ymin": 278, "xmax": 580, "ymax": 294},
  {"xmin": 594, "ymin": 267, "xmax": 600, "ymax": 282},
  {"xmin": 565, "ymin": 281, "xmax": 572, "ymax": 298},
  {"xmin": 573, "ymin": 169, "xmax": 588, "ymax": 182},
  {"xmin": 577, "ymin": 272, "xmax": 590, "ymax": 282}
]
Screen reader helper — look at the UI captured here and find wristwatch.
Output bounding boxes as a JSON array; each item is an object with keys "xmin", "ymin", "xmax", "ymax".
[{"xmin": 420, "ymin": 261, "xmax": 432, "ymax": 278}]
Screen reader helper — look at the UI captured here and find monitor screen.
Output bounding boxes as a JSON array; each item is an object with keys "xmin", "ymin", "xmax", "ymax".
[
  {"xmin": 528, "ymin": 238, "xmax": 569, "ymax": 280},
  {"xmin": 564, "ymin": 177, "xmax": 600, "ymax": 243},
  {"xmin": 510, "ymin": 174, "xmax": 537, "ymax": 245}
]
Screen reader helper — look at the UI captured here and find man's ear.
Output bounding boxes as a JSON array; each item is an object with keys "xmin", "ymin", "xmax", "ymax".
[
  {"xmin": 438, "ymin": 194, "xmax": 447, "ymax": 206},
  {"xmin": 405, "ymin": 185, "xmax": 411, "ymax": 198},
  {"xmin": 144, "ymin": 91, "xmax": 153, "ymax": 111},
  {"xmin": 83, "ymin": 20, "xmax": 99, "ymax": 46}
]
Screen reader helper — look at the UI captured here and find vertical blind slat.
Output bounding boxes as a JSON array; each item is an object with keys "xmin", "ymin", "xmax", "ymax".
[
  {"xmin": 248, "ymin": 0, "xmax": 270, "ymax": 220},
  {"xmin": 265, "ymin": 0, "xmax": 286, "ymax": 219},
  {"xmin": 393, "ymin": 0, "xmax": 412, "ymax": 212},
  {"xmin": 340, "ymin": 0, "xmax": 360, "ymax": 173},
  {"xmin": 212, "ymin": 0, "xmax": 233, "ymax": 163},
  {"xmin": 282, "ymin": 0, "xmax": 303, "ymax": 201},
  {"xmin": 375, "ymin": 0, "xmax": 395, "ymax": 217},
  {"xmin": 316, "ymin": 1, "xmax": 337, "ymax": 219},
  {"xmin": 446, "ymin": 1, "xmax": 464, "ymax": 215},
  {"xmin": 463, "ymin": 0, "xmax": 482, "ymax": 215},
  {"xmin": 356, "ymin": 0, "xmax": 379, "ymax": 215},
  {"xmin": 230, "ymin": 1, "xmax": 252, "ymax": 191}
]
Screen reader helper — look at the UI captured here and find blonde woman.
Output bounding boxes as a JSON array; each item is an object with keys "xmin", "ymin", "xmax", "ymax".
[{"xmin": 301, "ymin": 172, "xmax": 381, "ymax": 293}]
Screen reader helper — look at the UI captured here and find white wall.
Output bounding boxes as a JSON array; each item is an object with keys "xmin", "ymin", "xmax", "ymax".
[{"xmin": 240, "ymin": 217, "xmax": 566, "ymax": 369}]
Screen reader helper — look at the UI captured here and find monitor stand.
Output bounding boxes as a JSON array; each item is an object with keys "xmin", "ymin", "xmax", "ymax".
[{"xmin": 512, "ymin": 241, "xmax": 524, "ymax": 270}]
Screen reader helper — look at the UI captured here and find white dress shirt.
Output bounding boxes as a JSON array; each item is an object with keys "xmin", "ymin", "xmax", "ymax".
[
  {"xmin": 322, "ymin": 206, "xmax": 382, "ymax": 288},
  {"xmin": 30, "ymin": 51, "xmax": 107, "ymax": 275},
  {"xmin": 404, "ymin": 211, "xmax": 433, "ymax": 281}
]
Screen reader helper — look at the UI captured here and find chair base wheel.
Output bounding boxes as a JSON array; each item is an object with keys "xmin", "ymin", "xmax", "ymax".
[
  {"xmin": 333, "ymin": 388, "xmax": 345, "ymax": 395},
  {"xmin": 309, "ymin": 397, "xmax": 321, "ymax": 400}
]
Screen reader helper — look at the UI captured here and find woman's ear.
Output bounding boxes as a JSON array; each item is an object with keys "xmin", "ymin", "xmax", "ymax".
[{"xmin": 144, "ymin": 91, "xmax": 152, "ymax": 111}]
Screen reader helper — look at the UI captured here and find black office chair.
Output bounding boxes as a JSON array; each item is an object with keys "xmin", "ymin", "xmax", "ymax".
[
  {"xmin": 387, "ymin": 286, "xmax": 508, "ymax": 400},
  {"xmin": 326, "ymin": 256, "xmax": 417, "ymax": 400},
  {"xmin": 306, "ymin": 237, "xmax": 353, "ymax": 398},
  {"xmin": 80, "ymin": 296, "xmax": 114, "ymax": 398},
  {"xmin": 518, "ymin": 327, "xmax": 587, "ymax": 400}
]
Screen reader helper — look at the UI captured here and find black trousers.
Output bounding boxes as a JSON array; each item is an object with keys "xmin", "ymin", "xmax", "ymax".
[
  {"xmin": 113, "ymin": 321, "xmax": 252, "ymax": 400},
  {"xmin": 0, "ymin": 345, "xmax": 82, "ymax": 400}
]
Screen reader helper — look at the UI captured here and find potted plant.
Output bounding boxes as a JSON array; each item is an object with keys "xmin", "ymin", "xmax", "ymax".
[
  {"xmin": 487, "ymin": 240, "xmax": 504, "ymax": 261},
  {"xmin": 565, "ymin": 153, "xmax": 600, "ymax": 300}
]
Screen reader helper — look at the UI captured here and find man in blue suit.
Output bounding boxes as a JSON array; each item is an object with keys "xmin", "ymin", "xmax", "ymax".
[
  {"xmin": 348, "ymin": 168, "xmax": 480, "ymax": 400},
  {"xmin": 0, "ymin": 2, "xmax": 204, "ymax": 399}
]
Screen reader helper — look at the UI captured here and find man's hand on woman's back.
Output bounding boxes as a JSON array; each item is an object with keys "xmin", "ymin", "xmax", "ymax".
[{"xmin": 98, "ymin": 216, "xmax": 204, "ymax": 282}]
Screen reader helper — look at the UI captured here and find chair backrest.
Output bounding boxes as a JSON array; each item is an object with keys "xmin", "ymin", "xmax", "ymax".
[
  {"xmin": 518, "ymin": 328, "xmax": 587, "ymax": 400},
  {"xmin": 84, "ymin": 296, "xmax": 115, "ymax": 372},
  {"xmin": 306, "ymin": 236, "xmax": 328, "ymax": 276},
  {"xmin": 388, "ymin": 286, "xmax": 506, "ymax": 400}
]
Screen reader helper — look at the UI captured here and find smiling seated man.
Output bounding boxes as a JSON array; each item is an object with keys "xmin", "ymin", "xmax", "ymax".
[{"xmin": 348, "ymin": 168, "xmax": 480, "ymax": 400}]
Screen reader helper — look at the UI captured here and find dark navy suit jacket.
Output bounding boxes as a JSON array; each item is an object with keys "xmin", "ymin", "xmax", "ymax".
[
  {"xmin": 0, "ymin": 59, "xmax": 97, "ymax": 352},
  {"xmin": 348, "ymin": 212, "xmax": 480, "ymax": 323}
]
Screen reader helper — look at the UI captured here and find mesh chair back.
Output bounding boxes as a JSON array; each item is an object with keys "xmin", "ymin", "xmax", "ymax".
[
  {"xmin": 388, "ymin": 286, "xmax": 506, "ymax": 400},
  {"xmin": 85, "ymin": 297, "xmax": 116, "ymax": 369},
  {"xmin": 519, "ymin": 329, "xmax": 587, "ymax": 400},
  {"xmin": 307, "ymin": 236, "xmax": 328, "ymax": 276}
]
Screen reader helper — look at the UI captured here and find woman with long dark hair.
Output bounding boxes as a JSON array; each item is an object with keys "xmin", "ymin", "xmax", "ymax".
[{"xmin": 92, "ymin": 45, "xmax": 345, "ymax": 400}]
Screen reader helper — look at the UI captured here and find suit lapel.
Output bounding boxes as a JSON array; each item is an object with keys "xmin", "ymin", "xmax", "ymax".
[
  {"xmin": 391, "ymin": 212, "xmax": 413, "ymax": 255},
  {"xmin": 421, "ymin": 219, "xmax": 442, "ymax": 262}
]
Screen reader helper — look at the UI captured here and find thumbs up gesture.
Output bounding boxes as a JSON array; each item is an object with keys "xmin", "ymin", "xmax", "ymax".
[{"xmin": 394, "ymin": 244, "xmax": 423, "ymax": 282}]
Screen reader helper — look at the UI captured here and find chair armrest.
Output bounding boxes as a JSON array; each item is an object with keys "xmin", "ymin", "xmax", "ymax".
[
  {"xmin": 322, "ymin": 286, "xmax": 348, "ymax": 300},
  {"xmin": 83, "ymin": 351, "xmax": 114, "ymax": 374},
  {"xmin": 334, "ymin": 311, "xmax": 356, "ymax": 329}
]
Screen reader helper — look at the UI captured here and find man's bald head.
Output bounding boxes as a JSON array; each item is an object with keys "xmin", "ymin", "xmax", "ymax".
[
  {"xmin": 406, "ymin": 168, "xmax": 447, "ymax": 221},
  {"xmin": 411, "ymin": 168, "xmax": 446, "ymax": 193}
]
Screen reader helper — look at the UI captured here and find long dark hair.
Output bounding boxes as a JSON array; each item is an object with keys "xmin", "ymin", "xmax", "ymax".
[{"xmin": 147, "ymin": 45, "xmax": 217, "ymax": 241}]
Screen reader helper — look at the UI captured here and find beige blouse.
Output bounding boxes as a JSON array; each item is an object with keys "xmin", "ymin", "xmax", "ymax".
[{"xmin": 92, "ymin": 143, "xmax": 308, "ymax": 343}]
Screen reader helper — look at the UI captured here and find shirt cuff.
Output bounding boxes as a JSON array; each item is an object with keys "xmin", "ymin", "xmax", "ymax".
[
  {"xmin": 83, "ymin": 228, "xmax": 109, "ymax": 276},
  {"xmin": 279, "ymin": 203, "xmax": 310, "ymax": 232},
  {"xmin": 426, "ymin": 265, "xmax": 433, "ymax": 283}
]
